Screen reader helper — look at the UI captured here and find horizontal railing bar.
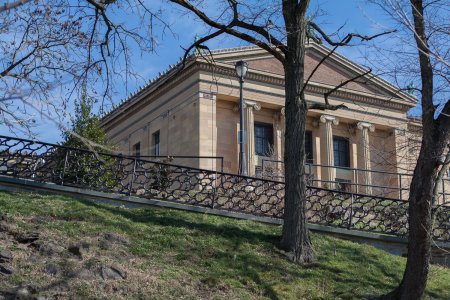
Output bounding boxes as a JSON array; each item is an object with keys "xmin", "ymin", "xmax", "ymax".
[
  {"xmin": 261, "ymin": 159, "xmax": 421, "ymax": 178},
  {"xmin": 308, "ymin": 179, "xmax": 410, "ymax": 191},
  {"xmin": 0, "ymin": 135, "xmax": 283, "ymax": 184}
]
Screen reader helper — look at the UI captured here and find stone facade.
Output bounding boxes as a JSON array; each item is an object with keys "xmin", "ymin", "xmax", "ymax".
[{"xmin": 100, "ymin": 44, "xmax": 449, "ymax": 203}]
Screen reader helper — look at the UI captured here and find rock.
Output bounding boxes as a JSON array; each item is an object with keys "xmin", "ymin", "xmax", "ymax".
[
  {"xmin": 15, "ymin": 232, "xmax": 39, "ymax": 244},
  {"xmin": 0, "ymin": 232, "xmax": 9, "ymax": 240},
  {"xmin": 67, "ymin": 269, "xmax": 96, "ymax": 280},
  {"xmin": 0, "ymin": 213, "xmax": 7, "ymax": 222},
  {"xmin": 36, "ymin": 242, "xmax": 65, "ymax": 256},
  {"xmin": 14, "ymin": 285, "xmax": 38, "ymax": 300},
  {"xmin": 50, "ymin": 282, "xmax": 70, "ymax": 293},
  {"xmin": 98, "ymin": 239, "xmax": 113, "ymax": 250},
  {"xmin": 44, "ymin": 263, "xmax": 61, "ymax": 276},
  {"xmin": 0, "ymin": 221, "xmax": 16, "ymax": 234},
  {"xmin": 68, "ymin": 242, "xmax": 89, "ymax": 258},
  {"xmin": 103, "ymin": 233, "xmax": 130, "ymax": 245},
  {"xmin": 100, "ymin": 266, "xmax": 126, "ymax": 280},
  {"xmin": 0, "ymin": 265, "xmax": 14, "ymax": 276},
  {"xmin": 0, "ymin": 251, "xmax": 13, "ymax": 263}
]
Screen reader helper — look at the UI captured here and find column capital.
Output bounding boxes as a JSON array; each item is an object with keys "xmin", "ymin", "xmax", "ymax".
[
  {"xmin": 245, "ymin": 100, "xmax": 261, "ymax": 111},
  {"xmin": 233, "ymin": 101, "xmax": 261, "ymax": 112},
  {"xmin": 320, "ymin": 114, "xmax": 339, "ymax": 125},
  {"xmin": 356, "ymin": 121, "xmax": 375, "ymax": 132}
]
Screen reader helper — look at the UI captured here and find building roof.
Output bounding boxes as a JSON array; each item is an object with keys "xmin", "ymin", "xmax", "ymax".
[{"xmin": 100, "ymin": 43, "xmax": 417, "ymax": 123}]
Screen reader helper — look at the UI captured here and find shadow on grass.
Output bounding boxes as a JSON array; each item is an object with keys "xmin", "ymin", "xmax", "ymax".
[
  {"xmin": 76, "ymin": 198, "xmax": 413, "ymax": 299},
  {"xmin": 2, "ymin": 192, "xmax": 447, "ymax": 299}
]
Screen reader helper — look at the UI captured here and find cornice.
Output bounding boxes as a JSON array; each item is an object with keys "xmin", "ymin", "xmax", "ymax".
[
  {"xmin": 198, "ymin": 61, "xmax": 414, "ymax": 112},
  {"xmin": 102, "ymin": 48, "xmax": 415, "ymax": 127}
]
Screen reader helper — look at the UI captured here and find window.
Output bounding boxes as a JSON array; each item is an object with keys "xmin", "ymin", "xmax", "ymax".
[
  {"xmin": 153, "ymin": 130, "xmax": 160, "ymax": 156},
  {"xmin": 333, "ymin": 136, "xmax": 350, "ymax": 168},
  {"xmin": 305, "ymin": 131, "xmax": 313, "ymax": 164},
  {"xmin": 254, "ymin": 123, "xmax": 274, "ymax": 156},
  {"xmin": 132, "ymin": 142, "xmax": 141, "ymax": 158}
]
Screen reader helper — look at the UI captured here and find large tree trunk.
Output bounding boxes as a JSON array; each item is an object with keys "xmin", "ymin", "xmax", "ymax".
[
  {"xmin": 384, "ymin": 0, "xmax": 450, "ymax": 298},
  {"xmin": 385, "ymin": 131, "xmax": 446, "ymax": 299},
  {"xmin": 280, "ymin": 0, "xmax": 315, "ymax": 264}
]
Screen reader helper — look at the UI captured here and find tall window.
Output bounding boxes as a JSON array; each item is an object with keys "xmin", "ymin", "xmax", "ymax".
[
  {"xmin": 333, "ymin": 136, "xmax": 350, "ymax": 168},
  {"xmin": 305, "ymin": 131, "xmax": 313, "ymax": 164},
  {"xmin": 254, "ymin": 123, "xmax": 273, "ymax": 156},
  {"xmin": 132, "ymin": 142, "xmax": 141, "ymax": 158},
  {"xmin": 153, "ymin": 130, "xmax": 160, "ymax": 156}
]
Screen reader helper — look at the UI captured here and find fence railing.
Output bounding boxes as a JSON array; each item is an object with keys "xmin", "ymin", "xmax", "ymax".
[
  {"xmin": 0, "ymin": 135, "xmax": 448, "ymax": 242},
  {"xmin": 125, "ymin": 155, "xmax": 224, "ymax": 173},
  {"xmin": 261, "ymin": 159, "xmax": 449, "ymax": 204}
]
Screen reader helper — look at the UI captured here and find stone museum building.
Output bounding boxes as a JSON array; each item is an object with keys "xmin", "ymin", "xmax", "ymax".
[{"xmin": 100, "ymin": 43, "xmax": 448, "ymax": 202}]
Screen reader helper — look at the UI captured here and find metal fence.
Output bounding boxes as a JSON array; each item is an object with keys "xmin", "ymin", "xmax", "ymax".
[
  {"xmin": 127, "ymin": 155, "xmax": 224, "ymax": 173},
  {"xmin": 0, "ymin": 135, "xmax": 448, "ymax": 242},
  {"xmin": 261, "ymin": 159, "xmax": 449, "ymax": 203}
]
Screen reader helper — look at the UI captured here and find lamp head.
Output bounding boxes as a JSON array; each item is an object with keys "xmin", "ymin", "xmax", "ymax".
[{"xmin": 235, "ymin": 60, "xmax": 248, "ymax": 79}]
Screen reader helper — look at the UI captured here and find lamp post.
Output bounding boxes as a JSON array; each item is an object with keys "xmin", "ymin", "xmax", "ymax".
[{"xmin": 235, "ymin": 60, "xmax": 248, "ymax": 176}]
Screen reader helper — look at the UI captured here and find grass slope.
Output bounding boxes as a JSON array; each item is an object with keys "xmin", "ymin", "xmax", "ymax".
[{"xmin": 0, "ymin": 191, "xmax": 449, "ymax": 300}]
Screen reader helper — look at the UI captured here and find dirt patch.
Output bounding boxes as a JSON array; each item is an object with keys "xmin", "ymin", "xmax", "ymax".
[{"xmin": 0, "ymin": 214, "xmax": 148, "ymax": 299}]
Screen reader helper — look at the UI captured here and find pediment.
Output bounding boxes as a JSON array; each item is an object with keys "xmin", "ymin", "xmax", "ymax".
[{"xmin": 212, "ymin": 44, "xmax": 415, "ymax": 104}]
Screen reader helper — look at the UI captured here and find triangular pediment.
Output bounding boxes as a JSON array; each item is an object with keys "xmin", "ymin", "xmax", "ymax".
[{"xmin": 211, "ymin": 44, "xmax": 415, "ymax": 104}]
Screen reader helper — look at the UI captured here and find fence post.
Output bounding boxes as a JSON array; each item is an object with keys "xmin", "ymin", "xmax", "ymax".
[
  {"xmin": 399, "ymin": 174, "xmax": 403, "ymax": 200},
  {"xmin": 442, "ymin": 178, "xmax": 445, "ymax": 205},
  {"xmin": 211, "ymin": 171, "xmax": 217, "ymax": 209},
  {"xmin": 348, "ymin": 193, "xmax": 354, "ymax": 230},
  {"xmin": 128, "ymin": 158, "xmax": 137, "ymax": 196},
  {"xmin": 61, "ymin": 150, "xmax": 69, "ymax": 185},
  {"xmin": 354, "ymin": 169, "xmax": 358, "ymax": 194}
]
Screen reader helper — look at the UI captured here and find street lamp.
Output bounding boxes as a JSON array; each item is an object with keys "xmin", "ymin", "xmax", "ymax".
[{"xmin": 235, "ymin": 60, "xmax": 248, "ymax": 176}]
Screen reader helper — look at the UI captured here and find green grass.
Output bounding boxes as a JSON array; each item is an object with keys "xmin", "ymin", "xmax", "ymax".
[{"xmin": 0, "ymin": 190, "xmax": 449, "ymax": 299}]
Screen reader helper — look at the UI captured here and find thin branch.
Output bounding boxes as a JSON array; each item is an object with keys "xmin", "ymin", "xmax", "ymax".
[
  {"xmin": 309, "ymin": 21, "xmax": 396, "ymax": 46},
  {"xmin": 308, "ymin": 68, "xmax": 373, "ymax": 110},
  {"xmin": 0, "ymin": 0, "xmax": 32, "ymax": 13},
  {"xmin": 169, "ymin": 0, "xmax": 285, "ymax": 63}
]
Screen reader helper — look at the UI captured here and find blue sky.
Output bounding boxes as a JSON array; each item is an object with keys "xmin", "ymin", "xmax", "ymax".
[{"xmin": 1, "ymin": 0, "xmax": 422, "ymax": 143}]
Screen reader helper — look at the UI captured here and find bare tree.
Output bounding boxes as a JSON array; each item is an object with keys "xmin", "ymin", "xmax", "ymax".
[
  {"xmin": 168, "ymin": 0, "xmax": 392, "ymax": 263},
  {"xmin": 0, "ymin": 0, "xmax": 167, "ymax": 136},
  {"xmin": 362, "ymin": 0, "xmax": 449, "ymax": 298}
]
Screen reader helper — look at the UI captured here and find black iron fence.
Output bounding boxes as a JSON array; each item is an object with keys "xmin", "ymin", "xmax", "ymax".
[
  {"xmin": 0, "ymin": 135, "xmax": 448, "ymax": 242},
  {"xmin": 260, "ymin": 159, "xmax": 449, "ymax": 203},
  {"xmin": 126, "ymin": 155, "xmax": 224, "ymax": 173}
]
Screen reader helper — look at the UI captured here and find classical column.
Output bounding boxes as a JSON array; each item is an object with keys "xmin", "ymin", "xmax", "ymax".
[
  {"xmin": 356, "ymin": 121, "xmax": 375, "ymax": 194},
  {"xmin": 244, "ymin": 101, "xmax": 260, "ymax": 176},
  {"xmin": 272, "ymin": 107, "xmax": 285, "ymax": 177},
  {"xmin": 319, "ymin": 115, "xmax": 339, "ymax": 186},
  {"xmin": 280, "ymin": 107, "xmax": 285, "ymax": 162}
]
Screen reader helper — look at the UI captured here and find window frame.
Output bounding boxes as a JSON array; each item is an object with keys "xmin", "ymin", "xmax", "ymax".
[
  {"xmin": 152, "ymin": 130, "xmax": 160, "ymax": 156},
  {"xmin": 333, "ymin": 136, "xmax": 350, "ymax": 168},
  {"xmin": 254, "ymin": 122, "xmax": 274, "ymax": 157},
  {"xmin": 305, "ymin": 131, "xmax": 313, "ymax": 164},
  {"xmin": 132, "ymin": 142, "xmax": 141, "ymax": 158}
]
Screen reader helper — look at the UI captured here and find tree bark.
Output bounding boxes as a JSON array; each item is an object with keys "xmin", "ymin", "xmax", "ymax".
[
  {"xmin": 384, "ymin": 0, "xmax": 450, "ymax": 298},
  {"xmin": 280, "ymin": 0, "xmax": 315, "ymax": 264},
  {"xmin": 385, "ymin": 131, "xmax": 446, "ymax": 299}
]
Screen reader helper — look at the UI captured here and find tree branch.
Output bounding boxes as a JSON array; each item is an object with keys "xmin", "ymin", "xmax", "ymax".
[
  {"xmin": 308, "ymin": 68, "xmax": 372, "ymax": 111},
  {"xmin": 308, "ymin": 21, "xmax": 395, "ymax": 46},
  {"xmin": 169, "ymin": 0, "xmax": 286, "ymax": 63},
  {"xmin": 0, "ymin": 0, "xmax": 32, "ymax": 13},
  {"xmin": 433, "ymin": 146, "xmax": 450, "ymax": 202}
]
